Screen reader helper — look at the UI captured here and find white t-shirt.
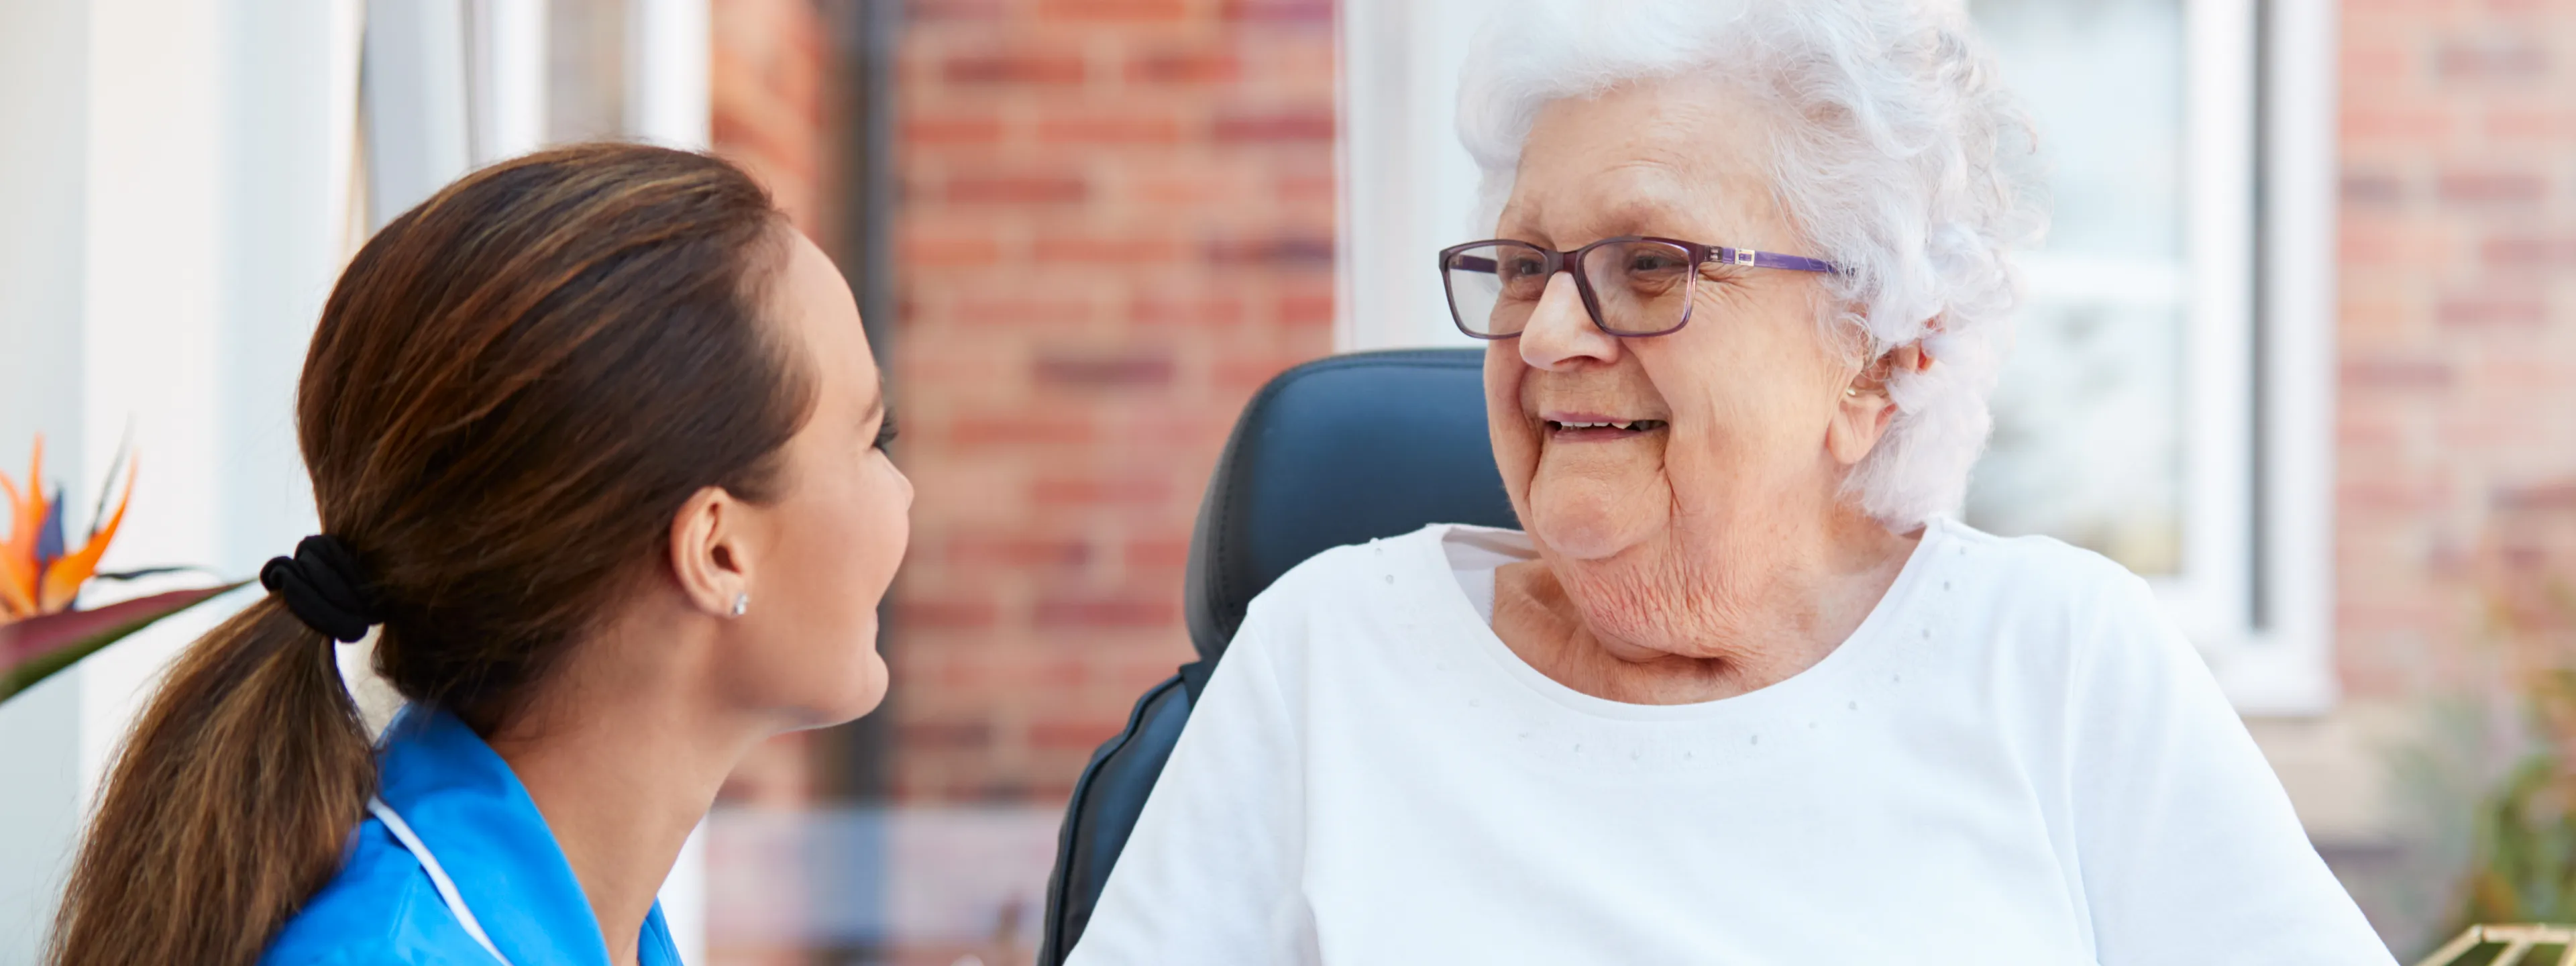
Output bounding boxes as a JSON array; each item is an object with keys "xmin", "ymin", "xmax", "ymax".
[{"xmin": 1067, "ymin": 520, "xmax": 2394, "ymax": 965}]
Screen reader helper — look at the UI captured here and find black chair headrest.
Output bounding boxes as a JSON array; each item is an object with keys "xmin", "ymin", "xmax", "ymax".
[{"xmin": 1182, "ymin": 349, "xmax": 1521, "ymax": 661}]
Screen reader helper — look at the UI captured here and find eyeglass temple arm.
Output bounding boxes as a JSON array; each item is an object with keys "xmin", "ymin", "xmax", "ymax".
[{"xmin": 1713, "ymin": 247, "xmax": 1839, "ymax": 274}]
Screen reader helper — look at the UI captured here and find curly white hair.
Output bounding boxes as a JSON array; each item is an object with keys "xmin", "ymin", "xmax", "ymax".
[{"xmin": 1458, "ymin": 0, "xmax": 2048, "ymax": 529}]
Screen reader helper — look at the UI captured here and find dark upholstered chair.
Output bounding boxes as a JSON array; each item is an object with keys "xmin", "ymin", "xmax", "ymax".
[{"xmin": 1035, "ymin": 348, "xmax": 1521, "ymax": 964}]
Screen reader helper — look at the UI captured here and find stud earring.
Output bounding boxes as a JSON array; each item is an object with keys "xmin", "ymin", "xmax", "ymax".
[
  {"xmin": 1845, "ymin": 387, "xmax": 1860, "ymax": 397},
  {"xmin": 731, "ymin": 592, "xmax": 750, "ymax": 617}
]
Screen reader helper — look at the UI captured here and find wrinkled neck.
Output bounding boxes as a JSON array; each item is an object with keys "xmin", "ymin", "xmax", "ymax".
[{"xmin": 1503, "ymin": 501, "xmax": 1915, "ymax": 703}]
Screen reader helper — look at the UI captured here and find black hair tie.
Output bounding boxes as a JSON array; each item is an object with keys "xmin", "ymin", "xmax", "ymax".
[{"xmin": 259, "ymin": 535, "xmax": 382, "ymax": 643}]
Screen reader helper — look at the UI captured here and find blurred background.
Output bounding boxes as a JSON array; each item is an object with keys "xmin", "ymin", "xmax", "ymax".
[{"xmin": 1, "ymin": 0, "xmax": 2572, "ymax": 963}]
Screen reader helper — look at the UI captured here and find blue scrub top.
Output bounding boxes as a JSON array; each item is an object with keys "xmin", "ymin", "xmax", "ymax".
[{"xmin": 262, "ymin": 705, "xmax": 684, "ymax": 965}]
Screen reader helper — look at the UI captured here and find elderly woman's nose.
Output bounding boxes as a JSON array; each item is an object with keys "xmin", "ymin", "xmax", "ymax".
[{"xmin": 1519, "ymin": 272, "xmax": 1622, "ymax": 371}]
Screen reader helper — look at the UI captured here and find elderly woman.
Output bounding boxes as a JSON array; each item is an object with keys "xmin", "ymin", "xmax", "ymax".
[{"xmin": 1067, "ymin": 1, "xmax": 2391, "ymax": 963}]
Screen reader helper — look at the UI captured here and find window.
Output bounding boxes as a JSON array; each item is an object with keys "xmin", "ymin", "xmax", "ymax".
[{"xmin": 1336, "ymin": 0, "xmax": 2340, "ymax": 713}]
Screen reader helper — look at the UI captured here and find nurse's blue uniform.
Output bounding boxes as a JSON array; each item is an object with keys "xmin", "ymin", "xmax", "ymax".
[{"xmin": 260, "ymin": 705, "xmax": 685, "ymax": 965}]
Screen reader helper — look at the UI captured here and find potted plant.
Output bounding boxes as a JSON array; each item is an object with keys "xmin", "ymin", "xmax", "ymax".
[{"xmin": 2411, "ymin": 482, "xmax": 2576, "ymax": 963}]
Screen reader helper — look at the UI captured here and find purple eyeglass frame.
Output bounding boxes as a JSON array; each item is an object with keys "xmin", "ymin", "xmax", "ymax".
[{"xmin": 1437, "ymin": 235, "xmax": 1841, "ymax": 339}]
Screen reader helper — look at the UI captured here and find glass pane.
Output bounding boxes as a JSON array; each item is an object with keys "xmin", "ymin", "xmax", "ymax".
[
  {"xmin": 1963, "ymin": 0, "xmax": 2188, "ymax": 576},
  {"xmin": 1444, "ymin": 245, "xmax": 1512, "ymax": 336},
  {"xmin": 1580, "ymin": 240, "xmax": 1695, "ymax": 335},
  {"xmin": 546, "ymin": 0, "xmax": 626, "ymax": 144}
]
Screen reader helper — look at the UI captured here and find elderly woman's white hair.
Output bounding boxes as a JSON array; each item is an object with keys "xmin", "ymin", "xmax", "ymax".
[{"xmin": 1458, "ymin": 0, "xmax": 2047, "ymax": 528}]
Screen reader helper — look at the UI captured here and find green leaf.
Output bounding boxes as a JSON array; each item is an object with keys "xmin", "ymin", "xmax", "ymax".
[{"xmin": 0, "ymin": 582, "xmax": 247, "ymax": 701}]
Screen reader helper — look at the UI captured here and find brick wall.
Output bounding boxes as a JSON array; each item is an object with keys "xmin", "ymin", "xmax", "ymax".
[
  {"xmin": 890, "ymin": 0, "xmax": 1338, "ymax": 802},
  {"xmin": 715, "ymin": 0, "xmax": 839, "ymax": 245},
  {"xmin": 2336, "ymin": 0, "xmax": 2576, "ymax": 702}
]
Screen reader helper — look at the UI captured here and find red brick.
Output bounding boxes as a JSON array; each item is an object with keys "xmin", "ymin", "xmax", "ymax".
[
  {"xmin": 2340, "ymin": 295, "xmax": 2416, "ymax": 343},
  {"xmin": 1278, "ymin": 291, "xmax": 1335, "ymax": 327},
  {"xmin": 900, "ymin": 597, "xmax": 1002, "ymax": 629},
  {"xmin": 2437, "ymin": 40, "xmax": 2548, "ymax": 80},
  {"xmin": 949, "ymin": 535, "xmax": 1094, "ymax": 567},
  {"xmin": 1132, "ymin": 295, "xmax": 1246, "ymax": 327},
  {"xmin": 1038, "ymin": 0, "xmax": 1187, "ymax": 21},
  {"xmin": 2343, "ymin": 44, "xmax": 2412, "ymax": 86},
  {"xmin": 1126, "ymin": 538, "xmax": 1193, "ymax": 569},
  {"xmin": 1030, "ymin": 717, "xmax": 1126, "ymax": 751},
  {"xmin": 942, "ymin": 52, "xmax": 1087, "ymax": 86},
  {"xmin": 2343, "ymin": 357, "xmax": 2455, "ymax": 391},
  {"xmin": 2341, "ymin": 172, "xmax": 2406, "ymax": 207},
  {"xmin": 2339, "ymin": 222, "xmax": 2406, "ymax": 265},
  {"xmin": 1034, "ymin": 233, "xmax": 1185, "ymax": 264},
  {"xmin": 1036, "ymin": 111, "xmax": 1186, "ymax": 144},
  {"xmin": 1205, "ymin": 233, "xmax": 1335, "ymax": 268},
  {"xmin": 1034, "ymin": 596, "xmax": 1180, "ymax": 627},
  {"xmin": 1033, "ymin": 348, "xmax": 1177, "ymax": 388},
  {"xmin": 1032, "ymin": 655, "xmax": 1094, "ymax": 688},
  {"xmin": 1131, "ymin": 171, "xmax": 1232, "ymax": 205},
  {"xmin": 2345, "ymin": 107, "xmax": 2453, "ymax": 142},
  {"xmin": 944, "ymin": 172, "xmax": 1091, "ymax": 204},
  {"xmin": 2437, "ymin": 296, "xmax": 2547, "ymax": 327},
  {"xmin": 1128, "ymin": 50, "xmax": 1241, "ymax": 85},
  {"xmin": 900, "ymin": 720, "xmax": 995, "ymax": 751},
  {"xmin": 2480, "ymin": 235, "xmax": 2576, "ymax": 268},
  {"xmin": 909, "ymin": 0, "xmax": 1007, "ymax": 19},
  {"xmin": 1213, "ymin": 107, "xmax": 1336, "ymax": 142},
  {"xmin": 1020, "ymin": 779, "xmax": 1080, "ymax": 804},
  {"xmin": 904, "ymin": 113, "xmax": 1006, "ymax": 145},
  {"xmin": 951, "ymin": 414, "xmax": 1097, "ymax": 447},
  {"xmin": 2496, "ymin": 482, "xmax": 2576, "ymax": 512},
  {"xmin": 1278, "ymin": 173, "xmax": 1335, "ymax": 204},
  {"xmin": 903, "ymin": 232, "xmax": 1004, "ymax": 267},
  {"xmin": 2435, "ymin": 171, "xmax": 2547, "ymax": 205},
  {"xmin": 951, "ymin": 296, "xmax": 1096, "ymax": 327},
  {"xmin": 2484, "ymin": 109, "xmax": 2576, "ymax": 141},
  {"xmin": 1215, "ymin": 354, "xmax": 1307, "ymax": 391},
  {"xmin": 2346, "ymin": 480, "xmax": 2445, "ymax": 512},
  {"xmin": 1221, "ymin": 0, "xmax": 1330, "ymax": 21},
  {"xmin": 1032, "ymin": 476, "xmax": 1173, "ymax": 505}
]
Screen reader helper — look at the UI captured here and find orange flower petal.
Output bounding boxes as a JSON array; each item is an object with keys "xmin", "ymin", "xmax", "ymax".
[
  {"xmin": 0, "ymin": 437, "xmax": 44, "ymax": 617},
  {"xmin": 38, "ymin": 453, "xmax": 133, "ymax": 614}
]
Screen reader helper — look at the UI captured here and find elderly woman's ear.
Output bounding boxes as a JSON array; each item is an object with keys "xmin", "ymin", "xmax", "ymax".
[{"xmin": 1826, "ymin": 341, "xmax": 1934, "ymax": 466}]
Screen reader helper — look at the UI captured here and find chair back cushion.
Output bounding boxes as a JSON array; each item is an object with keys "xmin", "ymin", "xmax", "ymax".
[{"xmin": 1183, "ymin": 348, "xmax": 1520, "ymax": 659}]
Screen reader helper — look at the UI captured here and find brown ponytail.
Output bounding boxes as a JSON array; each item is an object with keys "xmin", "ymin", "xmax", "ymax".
[
  {"xmin": 48, "ymin": 144, "xmax": 814, "ymax": 965},
  {"xmin": 48, "ymin": 600, "xmax": 372, "ymax": 965}
]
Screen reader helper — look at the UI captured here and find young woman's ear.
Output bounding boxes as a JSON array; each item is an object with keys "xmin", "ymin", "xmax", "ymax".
[{"xmin": 667, "ymin": 486, "xmax": 753, "ymax": 619}]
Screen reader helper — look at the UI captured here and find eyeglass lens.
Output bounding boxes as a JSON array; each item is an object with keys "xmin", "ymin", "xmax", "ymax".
[{"xmin": 1441, "ymin": 239, "xmax": 1697, "ymax": 337}]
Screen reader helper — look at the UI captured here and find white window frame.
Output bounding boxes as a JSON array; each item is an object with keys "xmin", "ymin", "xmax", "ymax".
[{"xmin": 1334, "ymin": 0, "xmax": 2340, "ymax": 714}]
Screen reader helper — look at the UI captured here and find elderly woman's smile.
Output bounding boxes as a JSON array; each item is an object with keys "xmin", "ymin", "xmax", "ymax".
[
  {"xmin": 1068, "ymin": 1, "xmax": 2396, "ymax": 963},
  {"xmin": 1539, "ymin": 415, "xmax": 1665, "ymax": 439},
  {"xmin": 1517, "ymin": 371, "xmax": 1679, "ymax": 562}
]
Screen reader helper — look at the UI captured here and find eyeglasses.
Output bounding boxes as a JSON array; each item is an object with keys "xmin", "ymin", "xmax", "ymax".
[{"xmin": 1438, "ymin": 236, "xmax": 1839, "ymax": 339}]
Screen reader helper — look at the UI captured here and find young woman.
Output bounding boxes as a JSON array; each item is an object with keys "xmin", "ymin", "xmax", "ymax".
[{"xmin": 48, "ymin": 144, "xmax": 910, "ymax": 966}]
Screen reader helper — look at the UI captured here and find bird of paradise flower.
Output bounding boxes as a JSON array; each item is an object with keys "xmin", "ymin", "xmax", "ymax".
[
  {"xmin": 0, "ymin": 434, "xmax": 135, "ymax": 620},
  {"xmin": 0, "ymin": 435, "xmax": 242, "ymax": 701}
]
